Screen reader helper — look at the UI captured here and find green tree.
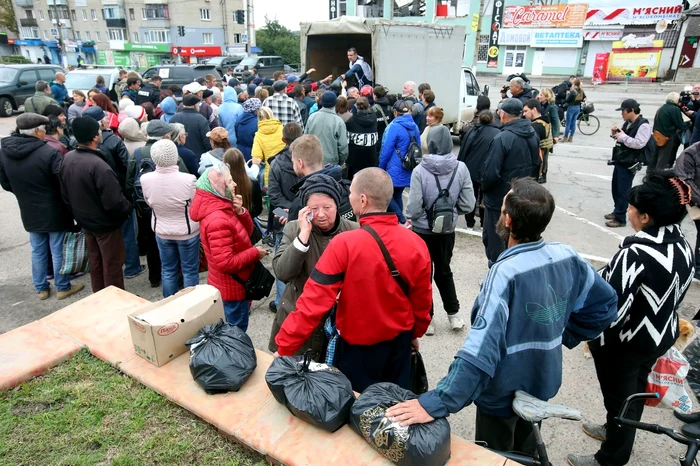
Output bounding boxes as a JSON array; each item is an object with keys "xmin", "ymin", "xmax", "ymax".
[
  {"xmin": 0, "ymin": 0, "xmax": 18, "ymax": 36},
  {"xmin": 255, "ymin": 18, "xmax": 300, "ymax": 67}
]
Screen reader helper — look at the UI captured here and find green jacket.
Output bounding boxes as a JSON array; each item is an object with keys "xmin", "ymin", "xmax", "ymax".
[
  {"xmin": 305, "ymin": 107, "xmax": 349, "ymax": 166},
  {"xmin": 23, "ymin": 92, "xmax": 59, "ymax": 115},
  {"xmin": 653, "ymin": 102, "xmax": 689, "ymax": 137}
]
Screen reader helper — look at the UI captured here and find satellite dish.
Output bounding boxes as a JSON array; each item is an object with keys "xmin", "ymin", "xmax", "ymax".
[{"xmin": 656, "ymin": 19, "xmax": 668, "ymax": 34}]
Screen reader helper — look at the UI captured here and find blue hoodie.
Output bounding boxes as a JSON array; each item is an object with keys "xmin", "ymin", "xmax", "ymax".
[
  {"xmin": 379, "ymin": 113, "xmax": 421, "ymax": 188},
  {"xmin": 235, "ymin": 112, "xmax": 258, "ymax": 161},
  {"xmin": 218, "ymin": 87, "xmax": 244, "ymax": 146},
  {"xmin": 159, "ymin": 97, "xmax": 177, "ymax": 123}
]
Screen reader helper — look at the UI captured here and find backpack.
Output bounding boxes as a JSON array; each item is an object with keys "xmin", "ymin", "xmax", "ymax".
[
  {"xmin": 641, "ymin": 133, "xmax": 658, "ymax": 167},
  {"xmin": 397, "ymin": 125, "xmax": 422, "ymax": 171},
  {"xmin": 133, "ymin": 148, "xmax": 156, "ymax": 216},
  {"xmin": 427, "ymin": 168, "xmax": 459, "ymax": 234}
]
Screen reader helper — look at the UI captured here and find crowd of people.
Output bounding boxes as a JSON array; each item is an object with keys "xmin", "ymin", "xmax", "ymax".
[{"xmin": 0, "ymin": 56, "xmax": 699, "ymax": 466}]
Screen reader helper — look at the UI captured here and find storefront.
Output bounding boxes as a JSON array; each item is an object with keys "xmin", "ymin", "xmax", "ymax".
[
  {"xmin": 13, "ymin": 39, "xmax": 46, "ymax": 65},
  {"xmin": 608, "ymin": 38, "xmax": 665, "ymax": 82},
  {"xmin": 172, "ymin": 46, "xmax": 222, "ymax": 64},
  {"xmin": 98, "ymin": 43, "xmax": 170, "ymax": 69},
  {"xmin": 582, "ymin": 29, "xmax": 623, "ymax": 77}
]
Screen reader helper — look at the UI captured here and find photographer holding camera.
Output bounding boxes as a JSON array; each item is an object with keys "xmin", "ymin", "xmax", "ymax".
[
  {"xmin": 652, "ymin": 92, "xmax": 690, "ymax": 169},
  {"xmin": 686, "ymin": 83, "xmax": 700, "ymax": 146},
  {"xmin": 606, "ymin": 99, "xmax": 652, "ymax": 228}
]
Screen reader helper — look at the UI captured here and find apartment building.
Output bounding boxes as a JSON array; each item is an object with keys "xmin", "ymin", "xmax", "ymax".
[{"xmin": 10, "ymin": 0, "xmax": 246, "ymax": 67}]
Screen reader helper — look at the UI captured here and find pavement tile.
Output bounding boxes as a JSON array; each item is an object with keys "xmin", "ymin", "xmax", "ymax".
[
  {"xmin": 0, "ymin": 321, "xmax": 82, "ymax": 390},
  {"xmin": 447, "ymin": 435, "xmax": 511, "ymax": 465},
  {"xmin": 41, "ymin": 286, "xmax": 149, "ymax": 365}
]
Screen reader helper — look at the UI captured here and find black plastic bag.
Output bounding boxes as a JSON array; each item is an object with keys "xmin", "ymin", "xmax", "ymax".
[
  {"xmin": 410, "ymin": 351, "xmax": 428, "ymax": 395},
  {"xmin": 185, "ymin": 319, "xmax": 257, "ymax": 394},
  {"xmin": 265, "ymin": 351, "xmax": 355, "ymax": 432},
  {"xmin": 350, "ymin": 382, "xmax": 451, "ymax": 466},
  {"xmin": 684, "ymin": 336, "xmax": 700, "ymax": 400}
]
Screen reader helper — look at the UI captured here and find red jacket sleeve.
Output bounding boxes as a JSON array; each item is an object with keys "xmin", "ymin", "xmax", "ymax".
[
  {"xmin": 236, "ymin": 208, "xmax": 254, "ymax": 236},
  {"xmin": 311, "ymin": 82, "xmax": 319, "ymax": 92},
  {"xmin": 207, "ymin": 216, "xmax": 258, "ymax": 275},
  {"xmin": 410, "ymin": 246, "xmax": 433, "ymax": 339},
  {"xmin": 275, "ymin": 238, "xmax": 348, "ymax": 356}
]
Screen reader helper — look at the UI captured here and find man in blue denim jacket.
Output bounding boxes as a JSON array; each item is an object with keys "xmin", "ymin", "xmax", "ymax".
[{"xmin": 387, "ymin": 178, "xmax": 618, "ymax": 457}]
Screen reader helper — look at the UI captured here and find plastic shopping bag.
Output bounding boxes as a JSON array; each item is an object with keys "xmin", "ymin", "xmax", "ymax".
[
  {"xmin": 410, "ymin": 351, "xmax": 428, "ymax": 395},
  {"xmin": 350, "ymin": 382, "xmax": 451, "ymax": 466},
  {"xmin": 186, "ymin": 319, "xmax": 257, "ymax": 394},
  {"xmin": 60, "ymin": 231, "xmax": 89, "ymax": 275},
  {"xmin": 265, "ymin": 351, "xmax": 355, "ymax": 432},
  {"xmin": 646, "ymin": 346, "xmax": 693, "ymax": 414}
]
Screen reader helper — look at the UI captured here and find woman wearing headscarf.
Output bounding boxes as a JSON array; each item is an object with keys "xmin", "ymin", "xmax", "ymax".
[
  {"xmin": 118, "ymin": 117, "xmax": 147, "ymax": 157},
  {"xmin": 568, "ymin": 171, "xmax": 695, "ymax": 466},
  {"xmin": 189, "ymin": 165, "xmax": 268, "ymax": 331},
  {"xmin": 236, "ymin": 97, "xmax": 261, "ymax": 161},
  {"xmin": 420, "ymin": 106, "xmax": 444, "ymax": 155},
  {"xmin": 141, "ymin": 140, "xmax": 200, "ymax": 298},
  {"xmin": 159, "ymin": 96, "xmax": 177, "ymax": 123},
  {"xmin": 268, "ymin": 174, "xmax": 359, "ymax": 361}
]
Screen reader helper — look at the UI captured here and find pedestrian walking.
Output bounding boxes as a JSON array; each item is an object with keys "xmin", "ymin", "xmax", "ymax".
[
  {"xmin": 562, "ymin": 78, "xmax": 585, "ymax": 143},
  {"xmin": 537, "ymin": 88, "xmax": 561, "ymax": 143}
]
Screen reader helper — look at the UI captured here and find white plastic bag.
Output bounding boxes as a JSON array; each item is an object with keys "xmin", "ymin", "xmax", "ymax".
[{"xmin": 646, "ymin": 347, "xmax": 693, "ymax": 414}]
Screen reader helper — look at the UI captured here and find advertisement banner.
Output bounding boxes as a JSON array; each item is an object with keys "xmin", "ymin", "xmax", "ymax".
[
  {"xmin": 592, "ymin": 53, "xmax": 610, "ymax": 84},
  {"xmin": 585, "ymin": 6, "xmax": 682, "ymax": 26},
  {"xmin": 531, "ymin": 29, "xmax": 584, "ymax": 48},
  {"xmin": 503, "ymin": 4, "xmax": 588, "ymax": 29},
  {"xmin": 608, "ymin": 39, "xmax": 664, "ymax": 79},
  {"xmin": 584, "ymin": 30, "xmax": 623, "ymax": 41},
  {"xmin": 174, "ymin": 46, "xmax": 222, "ymax": 57},
  {"xmin": 487, "ymin": 0, "xmax": 504, "ymax": 69},
  {"xmin": 124, "ymin": 43, "xmax": 170, "ymax": 53},
  {"xmin": 498, "ymin": 29, "xmax": 532, "ymax": 46}
]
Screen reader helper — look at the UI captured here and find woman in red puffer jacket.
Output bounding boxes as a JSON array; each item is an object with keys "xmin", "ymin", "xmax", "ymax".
[{"xmin": 189, "ymin": 164, "xmax": 268, "ymax": 331}]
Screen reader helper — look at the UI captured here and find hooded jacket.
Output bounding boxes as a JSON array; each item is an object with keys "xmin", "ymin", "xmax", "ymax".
[
  {"xmin": 458, "ymin": 118, "xmax": 501, "ymax": 183},
  {"xmin": 218, "ymin": 87, "xmax": 244, "ymax": 146},
  {"xmin": 481, "ymin": 118, "xmax": 540, "ymax": 210},
  {"xmin": 372, "ymin": 96, "xmax": 393, "ymax": 145},
  {"xmin": 0, "ymin": 134, "xmax": 74, "ymax": 232},
  {"xmin": 305, "ymin": 107, "xmax": 349, "ymax": 166},
  {"xmin": 189, "ymin": 189, "xmax": 258, "ymax": 302},
  {"xmin": 252, "ymin": 118, "xmax": 286, "ymax": 185},
  {"xmin": 50, "ymin": 81, "xmax": 69, "ymax": 104},
  {"xmin": 23, "ymin": 92, "xmax": 59, "ymax": 115},
  {"xmin": 406, "ymin": 152, "xmax": 475, "ymax": 235},
  {"xmin": 159, "ymin": 97, "xmax": 177, "ymax": 123},
  {"xmin": 345, "ymin": 109, "xmax": 378, "ymax": 174},
  {"xmin": 118, "ymin": 118, "xmax": 147, "ymax": 156},
  {"xmin": 170, "ymin": 108, "xmax": 212, "ymax": 158},
  {"xmin": 198, "ymin": 147, "xmax": 227, "ymax": 176},
  {"xmin": 141, "ymin": 166, "xmax": 199, "ymax": 240},
  {"xmin": 235, "ymin": 112, "xmax": 259, "ymax": 161},
  {"xmin": 379, "ymin": 113, "xmax": 421, "ymax": 188},
  {"xmin": 267, "ymin": 146, "xmax": 299, "ymax": 232}
]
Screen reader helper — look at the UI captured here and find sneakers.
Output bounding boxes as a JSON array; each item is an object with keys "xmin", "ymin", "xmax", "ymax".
[
  {"xmin": 425, "ymin": 322, "xmax": 435, "ymax": 336},
  {"xmin": 567, "ymin": 454, "xmax": 601, "ymax": 466},
  {"xmin": 604, "ymin": 213, "xmax": 615, "ymax": 220},
  {"xmin": 605, "ymin": 219, "xmax": 626, "ymax": 228},
  {"xmin": 448, "ymin": 314, "xmax": 465, "ymax": 330},
  {"xmin": 582, "ymin": 423, "xmax": 606, "ymax": 441},
  {"xmin": 125, "ymin": 264, "xmax": 146, "ymax": 279},
  {"xmin": 38, "ymin": 289, "xmax": 50, "ymax": 300},
  {"xmin": 57, "ymin": 283, "xmax": 85, "ymax": 300}
]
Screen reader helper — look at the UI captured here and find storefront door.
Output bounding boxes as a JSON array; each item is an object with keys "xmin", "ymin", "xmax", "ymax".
[
  {"xmin": 503, "ymin": 46, "xmax": 526, "ymax": 76},
  {"xmin": 532, "ymin": 49, "xmax": 545, "ymax": 76}
]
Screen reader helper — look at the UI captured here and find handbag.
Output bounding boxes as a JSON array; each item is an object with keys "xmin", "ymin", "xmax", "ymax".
[
  {"xmin": 232, "ymin": 261, "xmax": 274, "ymax": 301},
  {"xmin": 60, "ymin": 231, "xmax": 90, "ymax": 275},
  {"xmin": 653, "ymin": 130, "xmax": 669, "ymax": 147},
  {"xmin": 410, "ymin": 350, "xmax": 429, "ymax": 395}
]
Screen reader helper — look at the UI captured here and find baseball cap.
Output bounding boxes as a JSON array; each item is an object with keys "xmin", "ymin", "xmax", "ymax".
[
  {"xmin": 392, "ymin": 100, "xmax": 409, "ymax": 113},
  {"xmin": 500, "ymin": 98, "xmax": 523, "ymax": 116},
  {"xmin": 206, "ymin": 127, "xmax": 229, "ymax": 143},
  {"xmin": 183, "ymin": 82, "xmax": 207, "ymax": 94},
  {"xmin": 615, "ymin": 99, "xmax": 640, "ymax": 111}
]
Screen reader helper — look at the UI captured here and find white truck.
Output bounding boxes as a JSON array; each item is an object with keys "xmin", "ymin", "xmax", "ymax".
[{"xmin": 299, "ymin": 17, "xmax": 489, "ymax": 134}]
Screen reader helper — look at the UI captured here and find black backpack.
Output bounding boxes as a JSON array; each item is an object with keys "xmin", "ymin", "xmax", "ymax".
[
  {"xmin": 427, "ymin": 169, "xmax": 459, "ymax": 234},
  {"xmin": 397, "ymin": 125, "xmax": 422, "ymax": 171},
  {"xmin": 641, "ymin": 133, "xmax": 658, "ymax": 167},
  {"xmin": 133, "ymin": 148, "xmax": 156, "ymax": 216}
]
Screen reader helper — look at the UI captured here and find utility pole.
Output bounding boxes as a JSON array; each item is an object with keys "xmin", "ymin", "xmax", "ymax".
[
  {"xmin": 472, "ymin": 0, "xmax": 487, "ymax": 67},
  {"xmin": 246, "ymin": 0, "xmax": 254, "ymax": 55},
  {"xmin": 49, "ymin": 0, "xmax": 66, "ymax": 68},
  {"xmin": 221, "ymin": 0, "xmax": 228, "ymax": 51}
]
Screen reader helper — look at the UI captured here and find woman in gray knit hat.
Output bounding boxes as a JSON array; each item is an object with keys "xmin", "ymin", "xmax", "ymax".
[{"xmin": 268, "ymin": 173, "xmax": 358, "ymax": 361}]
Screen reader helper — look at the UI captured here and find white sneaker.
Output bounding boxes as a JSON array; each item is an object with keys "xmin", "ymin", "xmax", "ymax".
[
  {"xmin": 425, "ymin": 322, "xmax": 435, "ymax": 336},
  {"xmin": 448, "ymin": 315, "xmax": 465, "ymax": 330}
]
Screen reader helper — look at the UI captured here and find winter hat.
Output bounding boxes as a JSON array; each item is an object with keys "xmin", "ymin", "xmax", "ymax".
[
  {"xmin": 243, "ymin": 97, "xmax": 262, "ymax": 114},
  {"xmin": 500, "ymin": 98, "xmax": 523, "ymax": 116},
  {"xmin": 287, "ymin": 75, "xmax": 299, "ymax": 83},
  {"xmin": 183, "ymin": 94, "xmax": 201, "ymax": 107},
  {"xmin": 72, "ymin": 116, "xmax": 101, "ymax": 144},
  {"xmin": 82, "ymin": 106, "xmax": 106, "ymax": 121},
  {"xmin": 196, "ymin": 165, "xmax": 234, "ymax": 200},
  {"xmin": 299, "ymin": 173, "xmax": 342, "ymax": 208},
  {"xmin": 125, "ymin": 105, "xmax": 146, "ymax": 121},
  {"xmin": 150, "ymin": 139, "xmax": 179, "ymax": 168},
  {"xmin": 272, "ymin": 80, "xmax": 288, "ymax": 92},
  {"xmin": 202, "ymin": 89, "xmax": 214, "ymax": 100},
  {"xmin": 16, "ymin": 113, "xmax": 49, "ymax": 130},
  {"xmin": 146, "ymin": 119, "xmax": 173, "ymax": 137},
  {"xmin": 321, "ymin": 91, "xmax": 337, "ymax": 108},
  {"xmin": 427, "ymin": 125, "xmax": 453, "ymax": 155},
  {"xmin": 119, "ymin": 98, "xmax": 135, "ymax": 111}
]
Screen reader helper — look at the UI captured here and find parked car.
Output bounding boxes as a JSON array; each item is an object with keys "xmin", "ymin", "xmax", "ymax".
[
  {"xmin": 141, "ymin": 65, "xmax": 222, "ymax": 93},
  {"xmin": 64, "ymin": 67, "xmax": 140, "ymax": 103},
  {"xmin": 284, "ymin": 64, "xmax": 298, "ymax": 74},
  {"xmin": 233, "ymin": 55, "xmax": 285, "ymax": 79},
  {"xmin": 0, "ymin": 64, "xmax": 65, "ymax": 117},
  {"xmin": 206, "ymin": 55, "xmax": 246, "ymax": 76}
]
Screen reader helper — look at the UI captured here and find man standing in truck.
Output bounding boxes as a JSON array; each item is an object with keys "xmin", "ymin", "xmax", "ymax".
[{"xmin": 342, "ymin": 48, "xmax": 373, "ymax": 88}]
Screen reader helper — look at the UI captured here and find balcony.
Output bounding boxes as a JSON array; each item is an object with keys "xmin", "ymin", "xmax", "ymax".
[
  {"xmin": 106, "ymin": 18, "xmax": 126, "ymax": 28},
  {"xmin": 15, "ymin": 0, "xmax": 33, "ymax": 6},
  {"xmin": 52, "ymin": 18, "xmax": 71, "ymax": 28},
  {"xmin": 47, "ymin": 0, "xmax": 67, "ymax": 5},
  {"xmin": 20, "ymin": 18, "xmax": 38, "ymax": 27}
]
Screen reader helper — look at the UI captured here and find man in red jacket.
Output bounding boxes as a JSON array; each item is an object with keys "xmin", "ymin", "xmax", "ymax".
[{"xmin": 275, "ymin": 167, "xmax": 433, "ymax": 392}]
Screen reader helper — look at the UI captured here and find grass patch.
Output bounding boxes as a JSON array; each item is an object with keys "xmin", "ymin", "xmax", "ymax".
[{"xmin": 0, "ymin": 349, "xmax": 268, "ymax": 466}]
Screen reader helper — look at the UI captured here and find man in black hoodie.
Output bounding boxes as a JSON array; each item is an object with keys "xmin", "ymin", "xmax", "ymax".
[
  {"xmin": 0, "ymin": 113, "xmax": 85, "ymax": 301},
  {"xmin": 524, "ymin": 99, "xmax": 553, "ymax": 184},
  {"xmin": 481, "ymin": 98, "xmax": 540, "ymax": 264}
]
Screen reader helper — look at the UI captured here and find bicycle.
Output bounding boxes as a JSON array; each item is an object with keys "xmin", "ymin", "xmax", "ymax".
[
  {"xmin": 560, "ymin": 103, "xmax": 600, "ymax": 137},
  {"xmin": 486, "ymin": 391, "xmax": 700, "ymax": 466}
]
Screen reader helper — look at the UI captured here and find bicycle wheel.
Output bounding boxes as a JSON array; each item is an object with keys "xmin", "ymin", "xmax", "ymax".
[{"xmin": 578, "ymin": 114, "xmax": 600, "ymax": 136}]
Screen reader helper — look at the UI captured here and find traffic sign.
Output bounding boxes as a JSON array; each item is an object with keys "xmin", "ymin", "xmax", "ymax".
[
  {"xmin": 50, "ymin": 28, "xmax": 58, "ymax": 37},
  {"xmin": 241, "ymin": 33, "xmax": 248, "ymax": 44}
]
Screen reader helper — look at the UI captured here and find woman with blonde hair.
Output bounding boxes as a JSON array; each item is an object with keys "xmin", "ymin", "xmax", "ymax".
[
  {"xmin": 562, "ymin": 78, "xmax": 585, "ymax": 143},
  {"xmin": 252, "ymin": 106, "xmax": 285, "ymax": 186},
  {"xmin": 255, "ymin": 88, "xmax": 269, "ymax": 102},
  {"xmin": 537, "ymin": 88, "xmax": 561, "ymax": 143},
  {"xmin": 420, "ymin": 106, "xmax": 444, "ymax": 154}
]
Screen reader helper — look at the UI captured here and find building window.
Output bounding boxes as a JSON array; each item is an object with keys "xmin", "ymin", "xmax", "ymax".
[
  {"xmin": 142, "ymin": 4, "xmax": 169, "ymax": 19},
  {"xmin": 146, "ymin": 29, "xmax": 170, "ymax": 43},
  {"xmin": 129, "ymin": 8, "xmax": 134, "ymax": 20},
  {"xmin": 200, "ymin": 8, "xmax": 210, "ymax": 21},
  {"xmin": 107, "ymin": 28, "xmax": 125, "ymax": 41},
  {"xmin": 96, "ymin": 31, "xmax": 101, "ymax": 42},
  {"xmin": 85, "ymin": 31, "xmax": 91, "ymax": 40},
  {"xmin": 71, "ymin": 9, "xmax": 76, "ymax": 21},
  {"xmin": 75, "ymin": 31, "xmax": 80, "ymax": 40},
  {"xmin": 202, "ymin": 32, "xmax": 213, "ymax": 44},
  {"xmin": 393, "ymin": 0, "xmax": 424, "ymax": 17},
  {"xmin": 26, "ymin": 10, "xmax": 34, "ymax": 19},
  {"xmin": 20, "ymin": 27, "xmax": 39, "ymax": 39},
  {"xmin": 339, "ymin": 0, "xmax": 347, "ymax": 16},
  {"xmin": 234, "ymin": 33, "xmax": 241, "ymax": 43},
  {"xmin": 91, "ymin": 9, "xmax": 97, "ymax": 20},
  {"xmin": 82, "ymin": 10, "xmax": 87, "ymax": 21},
  {"xmin": 133, "ymin": 31, "xmax": 139, "ymax": 43},
  {"xmin": 43, "ymin": 30, "xmax": 48, "ymax": 39},
  {"xmin": 477, "ymin": 34, "xmax": 489, "ymax": 63}
]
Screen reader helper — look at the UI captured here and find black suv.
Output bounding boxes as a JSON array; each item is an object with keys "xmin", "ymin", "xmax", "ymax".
[
  {"xmin": 206, "ymin": 56, "xmax": 245, "ymax": 76},
  {"xmin": 0, "ymin": 64, "xmax": 65, "ymax": 117},
  {"xmin": 141, "ymin": 65, "xmax": 222, "ymax": 91}
]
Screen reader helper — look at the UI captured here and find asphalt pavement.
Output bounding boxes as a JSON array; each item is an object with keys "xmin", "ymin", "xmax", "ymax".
[{"xmin": 1, "ymin": 84, "xmax": 699, "ymax": 465}]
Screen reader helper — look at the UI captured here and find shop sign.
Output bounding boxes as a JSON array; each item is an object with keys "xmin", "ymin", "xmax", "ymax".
[
  {"xmin": 503, "ymin": 4, "xmax": 587, "ymax": 29},
  {"xmin": 173, "ymin": 46, "xmax": 221, "ymax": 57},
  {"xmin": 124, "ymin": 43, "xmax": 170, "ymax": 53},
  {"xmin": 584, "ymin": 30, "xmax": 623, "ymax": 41},
  {"xmin": 531, "ymin": 29, "xmax": 584, "ymax": 48},
  {"xmin": 13, "ymin": 39, "xmax": 43, "ymax": 46},
  {"xmin": 586, "ymin": 6, "xmax": 682, "ymax": 26},
  {"xmin": 620, "ymin": 34, "xmax": 655, "ymax": 49},
  {"xmin": 487, "ymin": 0, "xmax": 504, "ymax": 68},
  {"xmin": 609, "ymin": 39, "xmax": 664, "ymax": 79},
  {"xmin": 498, "ymin": 29, "xmax": 532, "ymax": 46}
]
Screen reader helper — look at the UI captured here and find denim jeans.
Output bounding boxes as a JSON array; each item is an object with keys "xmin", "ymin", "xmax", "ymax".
[
  {"xmin": 388, "ymin": 187, "xmax": 406, "ymax": 224},
  {"xmin": 273, "ymin": 231, "xmax": 286, "ymax": 306},
  {"xmin": 155, "ymin": 234, "xmax": 201, "ymax": 298},
  {"xmin": 564, "ymin": 105, "xmax": 580, "ymax": 138},
  {"xmin": 611, "ymin": 164, "xmax": 635, "ymax": 223},
  {"xmin": 223, "ymin": 300, "xmax": 251, "ymax": 332},
  {"xmin": 29, "ymin": 231, "xmax": 70, "ymax": 293},
  {"xmin": 121, "ymin": 210, "xmax": 141, "ymax": 275}
]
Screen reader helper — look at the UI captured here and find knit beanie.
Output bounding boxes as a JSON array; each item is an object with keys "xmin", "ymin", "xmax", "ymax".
[
  {"xmin": 125, "ymin": 105, "xmax": 146, "ymax": 121},
  {"xmin": 299, "ymin": 174, "xmax": 342, "ymax": 208},
  {"xmin": 150, "ymin": 139, "xmax": 179, "ymax": 168},
  {"xmin": 321, "ymin": 91, "xmax": 338, "ymax": 108},
  {"xmin": 119, "ymin": 98, "xmax": 135, "ymax": 111},
  {"xmin": 72, "ymin": 116, "xmax": 101, "ymax": 144}
]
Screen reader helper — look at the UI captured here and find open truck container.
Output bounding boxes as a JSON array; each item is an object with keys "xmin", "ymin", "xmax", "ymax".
[{"xmin": 299, "ymin": 17, "xmax": 488, "ymax": 134}]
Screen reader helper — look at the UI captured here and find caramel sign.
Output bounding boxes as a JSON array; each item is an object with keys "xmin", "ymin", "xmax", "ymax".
[{"xmin": 503, "ymin": 4, "xmax": 588, "ymax": 28}]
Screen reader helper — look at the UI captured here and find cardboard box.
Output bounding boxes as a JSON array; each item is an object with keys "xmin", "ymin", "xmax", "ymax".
[{"xmin": 127, "ymin": 285, "xmax": 224, "ymax": 367}]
